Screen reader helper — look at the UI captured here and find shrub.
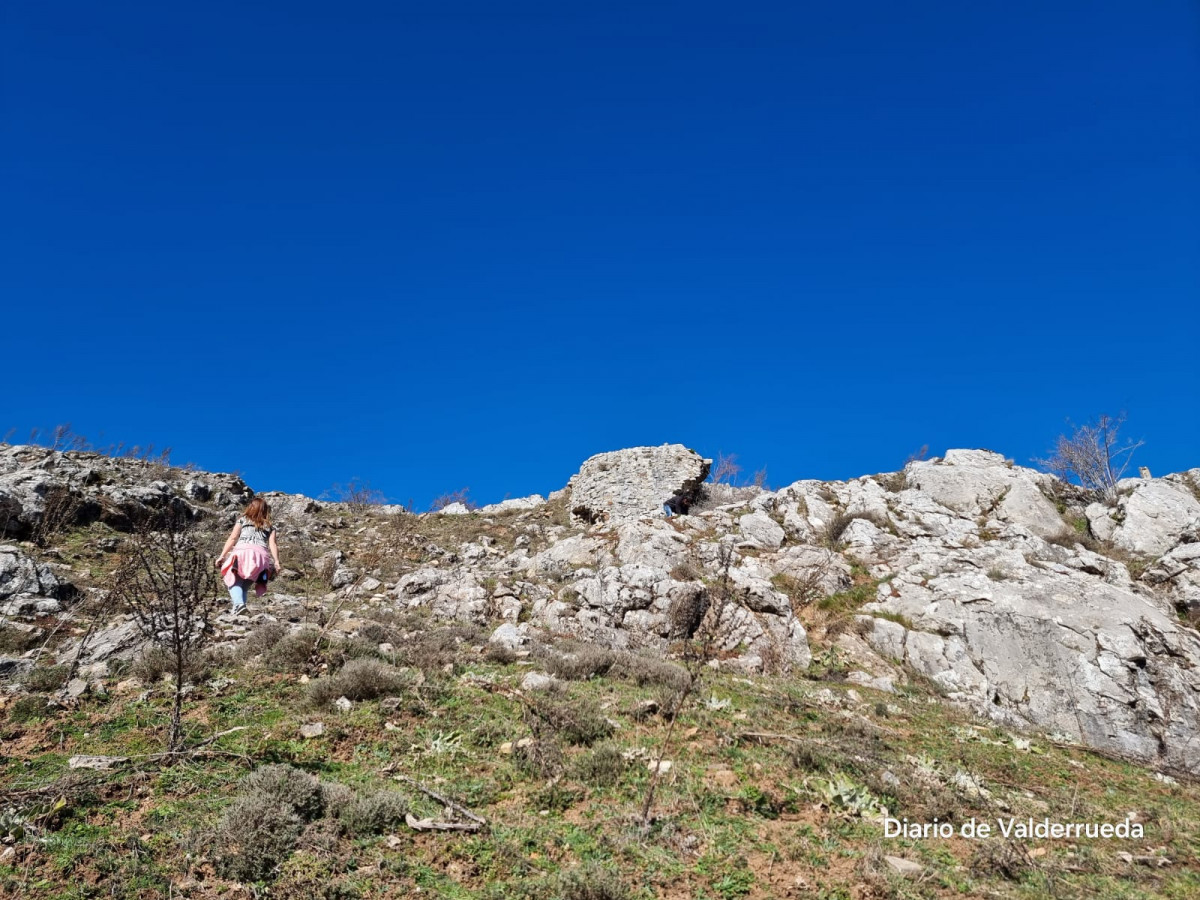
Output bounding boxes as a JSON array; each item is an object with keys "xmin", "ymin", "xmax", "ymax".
[
  {"xmin": 318, "ymin": 781, "xmax": 355, "ymax": 819},
  {"xmin": 264, "ymin": 627, "xmax": 324, "ymax": 672},
  {"xmin": 273, "ymin": 852, "xmax": 359, "ymax": 900},
  {"xmin": 608, "ymin": 653, "xmax": 691, "ymax": 691},
  {"xmin": 131, "ymin": 647, "xmax": 172, "ymax": 684},
  {"xmin": 571, "ymin": 743, "xmax": 627, "ymax": 788},
  {"xmin": 307, "ymin": 659, "xmax": 410, "ymax": 708},
  {"xmin": 214, "ymin": 794, "xmax": 304, "ymax": 883},
  {"xmin": 513, "ymin": 739, "xmax": 565, "ymax": 780},
  {"xmin": 7, "ymin": 694, "xmax": 50, "ymax": 723},
  {"xmin": 240, "ymin": 764, "xmax": 324, "ymax": 821},
  {"xmin": 337, "ymin": 790, "xmax": 409, "ymax": 835},
  {"xmin": 557, "ymin": 864, "xmax": 631, "ymax": 900},
  {"xmin": 237, "ymin": 622, "xmax": 288, "ymax": 661},
  {"xmin": 23, "ymin": 665, "xmax": 69, "ymax": 692},
  {"xmin": 1036, "ymin": 413, "xmax": 1144, "ymax": 503},
  {"xmin": 543, "ymin": 646, "xmax": 615, "ymax": 681},
  {"xmin": 525, "ymin": 694, "xmax": 613, "ymax": 747}
]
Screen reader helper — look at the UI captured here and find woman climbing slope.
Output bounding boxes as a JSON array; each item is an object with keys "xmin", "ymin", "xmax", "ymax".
[{"xmin": 216, "ymin": 497, "xmax": 281, "ymax": 615}]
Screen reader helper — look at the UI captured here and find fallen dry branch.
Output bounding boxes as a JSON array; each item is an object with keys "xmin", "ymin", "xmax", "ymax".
[
  {"xmin": 405, "ymin": 813, "xmax": 482, "ymax": 833},
  {"xmin": 394, "ymin": 774, "xmax": 488, "ymax": 826}
]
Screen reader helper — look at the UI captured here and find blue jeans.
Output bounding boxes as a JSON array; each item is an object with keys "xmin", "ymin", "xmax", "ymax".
[{"xmin": 228, "ymin": 578, "xmax": 254, "ymax": 611}]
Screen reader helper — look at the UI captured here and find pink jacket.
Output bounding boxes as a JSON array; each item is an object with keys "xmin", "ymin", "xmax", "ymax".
[{"xmin": 221, "ymin": 544, "xmax": 273, "ymax": 597}]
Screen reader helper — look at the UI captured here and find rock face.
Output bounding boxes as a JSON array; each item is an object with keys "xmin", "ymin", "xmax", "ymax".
[
  {"xmin": 8, "ymin": 441, "xmax": 1200, "ymax": 777},
  {"xmin": 567, "ymin": 444, "xmax": 711, "ymax": 524}
]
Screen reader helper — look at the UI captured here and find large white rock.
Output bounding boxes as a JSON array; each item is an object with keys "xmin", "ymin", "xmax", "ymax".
[
  {"xmin": 859, "ymin": 543, "xmax": 1200, "ymax": 774},
  {"xmin": 905, "ymin": 450, "xmax": 1065, "ymax": 538},
  {"xmin": 567, "ymin": 444, "xmax": 710, "ymax": 523},
  {"xmin": 1109, "ymin": 481, "xmax": 1200, "ymax": 557}
]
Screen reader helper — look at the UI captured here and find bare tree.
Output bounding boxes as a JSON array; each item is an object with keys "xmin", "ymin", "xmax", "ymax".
[
  {"xmin": 1037, "ymin": 414, "xmax": 1144, "ymax": 503},
  {"xmin": 640, "ymin": 540, "xmax": 740, "ymax": 831},
  {"xmin": 710, "ymin": 452, "xmax": 742, "ymax": 485},
  {"xmin": 110, "ymin": 510, "xmax": 220, "ymax": 751}
]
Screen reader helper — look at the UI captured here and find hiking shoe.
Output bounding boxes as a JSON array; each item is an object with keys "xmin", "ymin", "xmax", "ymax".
[{"xmin": 231, "ymin": 605, "xmax": 248, "ymax": 617}]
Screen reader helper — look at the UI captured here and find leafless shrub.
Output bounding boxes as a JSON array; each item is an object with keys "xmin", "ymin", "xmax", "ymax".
[
  {"xmin": 306, "ymin": 658, "xmax": 411, "ymax": 708},
  {"xmin": 31, "ymin": 485, "xmax": 83, "ymax": 548},
  {"xmin": 709, "ymin": 452, "xmax": 742, "ymax": 485},
  {"xmin": 668, "ymin": 561, "xmax": 701, "ymax": 582},
  {"xmin": 430, "ymin": 487, "xmax": 476, "ymax": 512},
  {"xmin": 325, "ymin": 478, "xmax": 387, "ymax": 512},
  {"xmin": 263, "ymin": 626, "xmax": 328, "ymax": 672},
  {"xmin": 110, "ymin": 510, "xmax": 220, "ymax": 751},
  {"xmin": 1036, "ymin": 413, "xmax": 1144, "ymax": 503}
]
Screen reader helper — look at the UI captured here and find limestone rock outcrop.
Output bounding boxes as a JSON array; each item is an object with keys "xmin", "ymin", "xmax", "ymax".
[{"xmin": 567, "ymin": 444, "xmax": 710, "ymax": 524}]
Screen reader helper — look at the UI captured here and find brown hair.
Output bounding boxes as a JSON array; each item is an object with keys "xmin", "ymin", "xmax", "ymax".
[{"xmin": 243, "ymin": 498, "xmax": 272, "ymax": 529}]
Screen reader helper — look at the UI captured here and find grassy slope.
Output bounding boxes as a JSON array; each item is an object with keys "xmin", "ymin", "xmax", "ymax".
[{"xmin": 3, "ymin": 641, "xmax": 1199, "ymax": 900}]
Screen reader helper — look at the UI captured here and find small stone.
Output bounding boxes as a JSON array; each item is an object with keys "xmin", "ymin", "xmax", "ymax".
[
  {"xmin": 334, "ymin": 696, "xmax": 352, "ymax": 712},
  {"xmin": 378, "ymin": 642, "xmax": 395, "ymax": 654},
  {"xmin": 65, "ymin": 678, "xmax": 88, "ymax": 699},
  {"xmin": 647, "ymin": 759, "xmax": 672, "ymax": 775},
  {"xmin": 499, "ymin": 742, "xmax": 514, "ymax": 755},
  {"xmin": 520, "ymin": 671, "xmax": 555, "ymax": 691},
  {"xmin": 884, "ymin": 856, "xmax": 924, "ymax": 878},
  {"xmin": 385, "ymin": 835, "xmax": 403, "ymax": 849},
  {"xmin": 299, "ymin": 722, "xmax": 325, "ymax": 738}
]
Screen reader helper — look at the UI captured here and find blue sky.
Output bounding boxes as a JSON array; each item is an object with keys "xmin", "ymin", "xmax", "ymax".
[{"xmin": 4, "ymin": 1, "xmax": 1197, "ymax": 507}]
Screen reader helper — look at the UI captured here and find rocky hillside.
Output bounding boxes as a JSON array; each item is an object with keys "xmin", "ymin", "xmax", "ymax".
[{"xmin": 3, "ymin": 440, "xmax": 1200, "ymax": 899}]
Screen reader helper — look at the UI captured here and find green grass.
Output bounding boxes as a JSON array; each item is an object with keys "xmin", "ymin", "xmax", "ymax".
[{"xmin": 3, "ymin": 643, "xmax": 1200, "ymax": 899}]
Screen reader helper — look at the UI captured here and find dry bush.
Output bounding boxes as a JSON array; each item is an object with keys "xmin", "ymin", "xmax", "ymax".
[
  {"xmin": 666, "ymin": 589, "xmax": 709, "ymax": 640},
  {"xmin": 236, "ymin": 622, "xmax": 289, "ymax": 661},
  {"xmin": 7, "ymin": 694, "xmax": 50, "ymax": 723},
  {"xmin": 263, "ymin": 627, "xmax": 327, "ymax": 673},
  {"xmin": 306, "ymin": 659, "xmax": 411, "ymax": 708},
  {"xmin": 483, "ymin": 642, "xmax": 518, "ymax": 664},
  {"xmin": 318, "ymin": 781, "xmax": 355, "ymax": 819},
  {"xmin": 295, "ymin": 819, "xmax": 344, "ymax": 857},
  {"xmin": 1037, "ymin": 413, "xmax": 1144, "ymax": 503},
  {"xmin": 32, "ymin": 485, "xmax": 83, "ymax": 548},
  {"xmin": 513, "ymin": 739, "xmax": 565, "ymax": 780},
  {"xmin": 524, "ymin": 694, "xmax": 613, "ymax": 747},
  {"xmin": 214, "ymin": 794, "xmax": 304, "ymax": 883},
  {"xmin": 392, "ymin": 624, "xmax": 485, "ymax": 675},
  {"xmin": 541, "ymin": 646, "xmax": 616, "ymax": 681},
  {"xmin": 822, "ymin": 512, "xmax": 855, "ymax": 551},
  {"xmin": 607, "ymin": 653, "xmax": 691, "ymax": 691},
  {"xmin": 429, "ymin": 487, "xmax": 476, "ymax": 512},
  {"xmin": 327, "ymin": 478, "xmax": 386, "ymax": 512},
  {"xmin": 571, "ymin": 742, "xmax": 627, "ymax": 788},
  {"xmin": 240, "ymin": 764, "xmax": 325, "ymax": 821},
  {"xmin": 669, "ymin": 561, "xmax": 701, "ymax": 582},
  {"xmin": 337, "ymin": 790, "xmax": 409, "ymax": 836},
  {"xmin": 23, "ymin": 664, "xmax": 69, "ymax": 692},
  {"xmin": 557, "ymin": 864, "xmax": 632, "ymax": 900},
  {"xmin": 710, "ymin": 452, "xmax": 742, "ymax": 485}
]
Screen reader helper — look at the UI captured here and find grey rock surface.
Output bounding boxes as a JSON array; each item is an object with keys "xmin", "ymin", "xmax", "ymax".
[{"xmin": 567, "ymin": 444, "xmax": 710, "ymax": 523}]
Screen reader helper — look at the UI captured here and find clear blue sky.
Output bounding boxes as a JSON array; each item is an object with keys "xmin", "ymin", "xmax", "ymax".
[{"xmin": 4, "ymin": 1, "xmax": 1198, "ymax": 507}]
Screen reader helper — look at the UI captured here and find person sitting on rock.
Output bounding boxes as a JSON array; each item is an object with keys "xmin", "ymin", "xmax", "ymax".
[{"xmin": 215, "ymin": 498, "xmax": 281, "ymax": 615}]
